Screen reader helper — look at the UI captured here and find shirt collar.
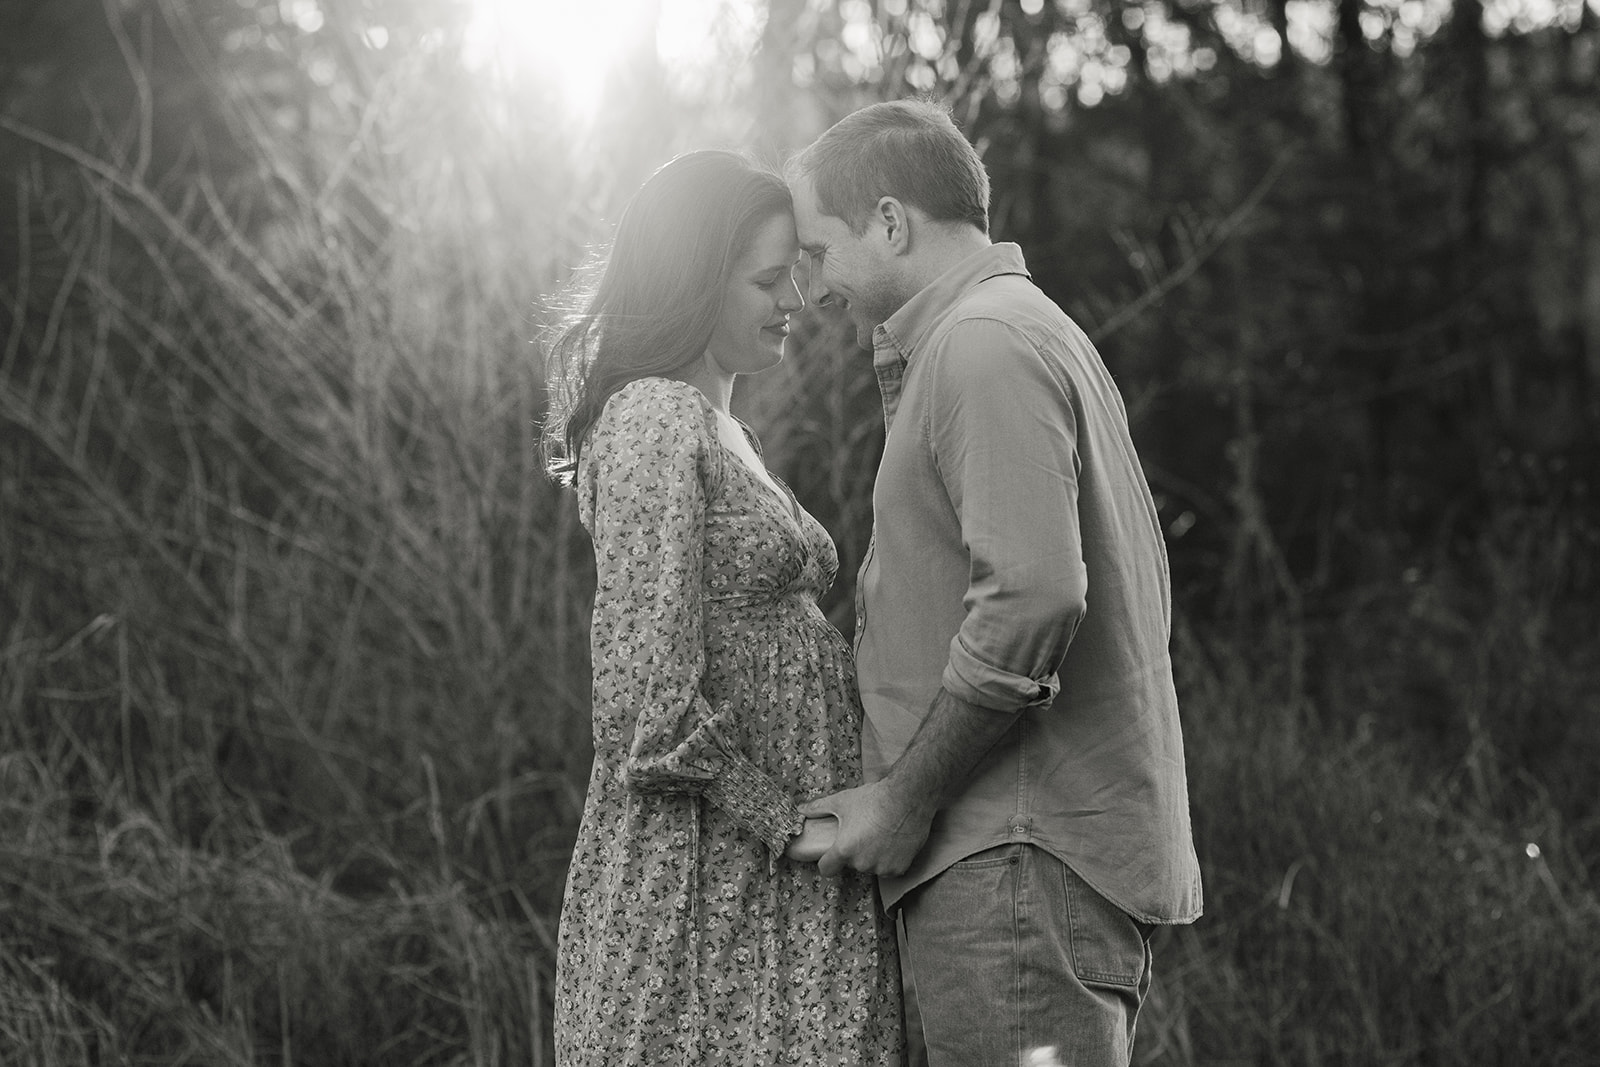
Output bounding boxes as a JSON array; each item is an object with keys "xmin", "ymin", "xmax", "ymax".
[{"xmin": 871, "ymin": 242, "xmax": 1031, "ymax": 372}]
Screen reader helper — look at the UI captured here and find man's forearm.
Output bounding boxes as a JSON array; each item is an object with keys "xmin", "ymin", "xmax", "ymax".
[
  {"xmin": 882, "ymin": 687, "xmax": 1021, "ymax": 817},
  {"xmin": 802, "ymin": 688, "xmax": 1023, "ymax": 877}
]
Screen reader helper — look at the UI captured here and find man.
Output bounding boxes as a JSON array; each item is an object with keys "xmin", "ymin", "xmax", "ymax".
[{"xmin": 788, "ymin": 100, "xmax": 1203, "ymax": 1066}]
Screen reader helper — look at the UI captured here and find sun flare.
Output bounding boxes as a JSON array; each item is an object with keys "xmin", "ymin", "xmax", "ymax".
[{"xmin": 463, "ymin": 0, "xmax": 746, "ymax": 120}]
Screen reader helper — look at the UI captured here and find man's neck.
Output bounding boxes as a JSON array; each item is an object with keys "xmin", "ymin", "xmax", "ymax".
[{"xmin": 904, "ymin": 227, "xmax": 993, "ymax": 296}]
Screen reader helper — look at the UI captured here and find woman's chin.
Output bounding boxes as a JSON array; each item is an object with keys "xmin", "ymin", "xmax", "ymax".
[{"xmin": 751, "ymin": 339, "xmax": 787, "ymax": 371}]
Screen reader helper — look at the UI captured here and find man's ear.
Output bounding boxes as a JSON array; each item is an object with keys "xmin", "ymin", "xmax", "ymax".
[{"xmin": 874, "ymin": 196, "xmax": 911, "ymax": 255}]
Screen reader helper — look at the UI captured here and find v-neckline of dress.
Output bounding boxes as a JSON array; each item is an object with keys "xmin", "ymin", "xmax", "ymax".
[
  {"xmin": 721, "ymin": 435, "xmax": 802, "ymax": 526},
  {"xmin": 710, "ymin": 409, "xmax": 801, "ymax": 526}
]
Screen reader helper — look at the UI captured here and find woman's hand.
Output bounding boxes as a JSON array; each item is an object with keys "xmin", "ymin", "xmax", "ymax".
[{"xmin": 783, "ymin": 815, "xmax": 839, "ymax": 863}]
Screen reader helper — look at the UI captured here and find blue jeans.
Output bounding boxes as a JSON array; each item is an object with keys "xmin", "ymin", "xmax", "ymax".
[{"xmin": 898, "ymin": 844, "xmax": 1153, "ymax": 1067}]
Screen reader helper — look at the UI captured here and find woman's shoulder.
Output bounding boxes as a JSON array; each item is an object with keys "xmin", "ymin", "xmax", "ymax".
[
  {"xmin": 591, "ymin": 376, "xmax": 715, "ymax": 456},
  {"xmin": 577, "ymin": 378, "xmax": 722, "ymax": 523},
  {"xmin": 609, "ymin": 375, "xmax": 710, "ymax": 418}
]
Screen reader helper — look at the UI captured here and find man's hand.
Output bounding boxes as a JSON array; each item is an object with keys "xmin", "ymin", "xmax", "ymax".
[
  {"xmin": 783, "ymin": 816, "xmax": 838, "ymax": 862},
  {"xmin": 799, "ymin": 780, "xmax": 936, "ymax": 878},
  {"xmin": 803, "ymin": 689, "xmax": 1018, "ymax": 878}
]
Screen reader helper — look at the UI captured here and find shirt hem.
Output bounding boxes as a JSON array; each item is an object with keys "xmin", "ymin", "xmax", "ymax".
[{"xmin": 879, "ymin": 834, "xmax": 1204, "ymax": 927}]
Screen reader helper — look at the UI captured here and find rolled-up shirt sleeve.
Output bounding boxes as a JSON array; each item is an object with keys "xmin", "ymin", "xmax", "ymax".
[{"xmin": 926, "ymin": 318, "xmax": 1088, "ymax": 712}]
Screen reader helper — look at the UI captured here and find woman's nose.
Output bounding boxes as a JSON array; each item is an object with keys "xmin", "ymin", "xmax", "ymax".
[{"xmin": 778, "ymin": 276, "xmax": 804, "ymax": 313}]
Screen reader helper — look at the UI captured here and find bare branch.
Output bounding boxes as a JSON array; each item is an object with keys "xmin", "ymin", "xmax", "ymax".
[{"xmin": 1090, "ymin": 145, "xmax": 1298, "ymax": 343}]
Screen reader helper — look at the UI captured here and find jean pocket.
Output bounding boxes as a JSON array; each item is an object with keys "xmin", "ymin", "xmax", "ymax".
[{"xmin": 1063, "ymin": 865, "xmax": 1148, "ymax": 987}]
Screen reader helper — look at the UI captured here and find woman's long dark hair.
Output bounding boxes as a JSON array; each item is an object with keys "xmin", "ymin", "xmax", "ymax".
[{"xmin": 543, "ymin": 150, "xmax": 792, "ymax": 483}]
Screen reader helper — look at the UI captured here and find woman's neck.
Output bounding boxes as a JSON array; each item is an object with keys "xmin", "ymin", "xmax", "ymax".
[{"xmin": 678, "ymin": 359, "xmax": 734, "ymax": 413}]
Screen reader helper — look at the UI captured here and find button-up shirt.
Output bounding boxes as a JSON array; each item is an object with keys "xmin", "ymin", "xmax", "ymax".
[{"xmin": 856, "ymin": 243, "xmax": 1203, "ymax": 924}]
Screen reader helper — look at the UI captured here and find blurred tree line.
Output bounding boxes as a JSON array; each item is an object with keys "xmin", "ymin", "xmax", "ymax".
[{"xmin": 3, "ymin": 0, "xmax": 1598, "ymax": 1061}]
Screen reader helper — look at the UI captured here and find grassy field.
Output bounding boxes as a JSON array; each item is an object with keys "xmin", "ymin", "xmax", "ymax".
[{"xmin": 4, "ymin": 64, "xmax": 1600, "ymax": 1066}]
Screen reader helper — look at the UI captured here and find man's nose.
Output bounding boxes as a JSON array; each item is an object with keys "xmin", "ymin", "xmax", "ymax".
[{"xmin": 807, "ymin": 273, "xmax": 832, "ymax": 308}]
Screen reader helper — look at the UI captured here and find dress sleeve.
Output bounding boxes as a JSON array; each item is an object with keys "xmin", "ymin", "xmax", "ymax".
[{"xmin": 584, "ymin": 381, "xmax": 804, "ymax": 858}]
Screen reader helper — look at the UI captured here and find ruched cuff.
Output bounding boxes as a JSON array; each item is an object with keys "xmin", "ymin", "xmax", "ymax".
[
  {"xmin": 943, "ymin": 634, "xmax": 1061, "ymax": 712},
  {"xmin": 703, "ymin": 755, "xmax": 805, "ymax": 865}
]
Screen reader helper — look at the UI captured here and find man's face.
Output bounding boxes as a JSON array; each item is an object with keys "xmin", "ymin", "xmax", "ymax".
[{"xmin": 791, "ymin": 174, "xmax": 901, "ymax": 352}]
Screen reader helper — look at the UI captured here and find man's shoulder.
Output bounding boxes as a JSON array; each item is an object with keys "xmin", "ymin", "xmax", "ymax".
[
  {"xmin": 915, "ymin": 280, "xmax": 1112, "ymax": 410},
  {"xmin": 926, "ymin": 275, "xmax": 1087, "ymax": 369},
  {"xmin": 940, "ymin": 273, "xmax": 1072, "ymax": 338}
]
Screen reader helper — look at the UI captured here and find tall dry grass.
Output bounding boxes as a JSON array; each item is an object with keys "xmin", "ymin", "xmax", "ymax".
[
  {"xmin": 1139, "ymin": 493, "xmax": 1600, "ymax": 1064},
  {"xmin": 0, "ymin": 23, "xmax": 608, "ymax": 1060}
]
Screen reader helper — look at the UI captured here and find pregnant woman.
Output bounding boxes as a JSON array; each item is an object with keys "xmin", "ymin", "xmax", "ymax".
[{"xmin": 543, "ymin": 149, "xmax": 902, "ymax": 1066}]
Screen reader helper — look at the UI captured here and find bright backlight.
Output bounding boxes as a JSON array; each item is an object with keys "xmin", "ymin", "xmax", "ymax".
[{"xmin": 463, "ymin": 0, "xmax": 741, "ymax": 120}]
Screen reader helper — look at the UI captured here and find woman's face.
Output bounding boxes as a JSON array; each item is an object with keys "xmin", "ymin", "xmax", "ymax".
[{"xmin": 703, "ymin": 212, "xmax": 804, "ymax": 378}]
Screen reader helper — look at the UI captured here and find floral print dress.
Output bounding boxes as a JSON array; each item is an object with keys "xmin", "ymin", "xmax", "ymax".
[{"xmin": 555, "ymin": 376, "xmax": 904, "ymax": 1066}]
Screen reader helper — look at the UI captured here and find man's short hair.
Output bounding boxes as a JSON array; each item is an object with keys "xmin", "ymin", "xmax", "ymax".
[{"xmin": 791, "ymin": 99, "xmax": 990, "ymax": 235}]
